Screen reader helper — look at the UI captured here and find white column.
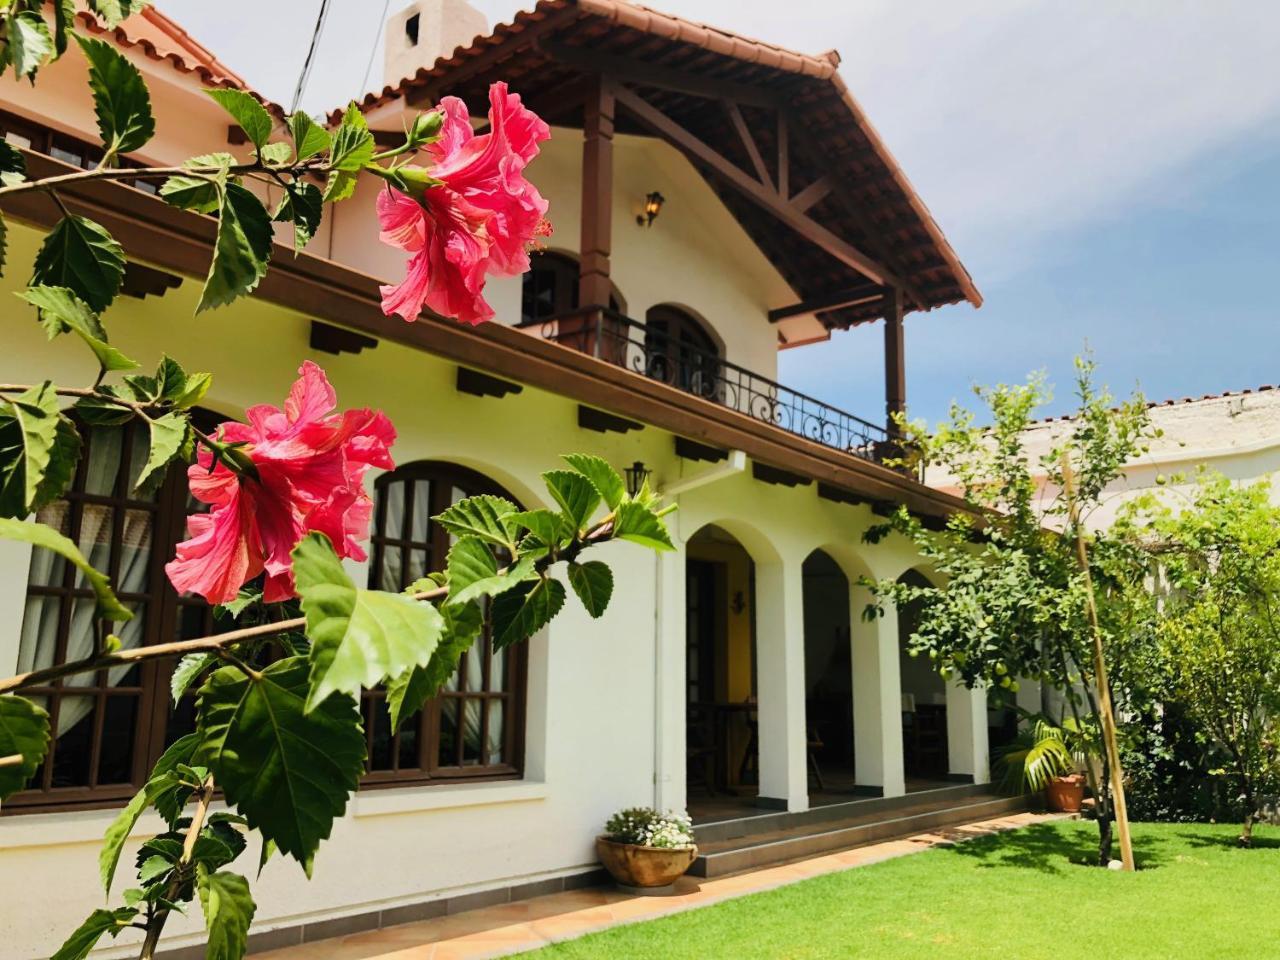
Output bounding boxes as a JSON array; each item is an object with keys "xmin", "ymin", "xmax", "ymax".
[
  {"xmin": 653, "ymin": 546, "xmax": 686, "ymax": 811},
  {"xmin": 945, "ymin": 681, "xmax": 991, "ymax": 784},
  {"xmin": 851, "ymin": 592, "xmax": 905, "ymax": 797},
  {"xmin": 754, "ymin": 557, "xmax": 808, "ymax": 812}
]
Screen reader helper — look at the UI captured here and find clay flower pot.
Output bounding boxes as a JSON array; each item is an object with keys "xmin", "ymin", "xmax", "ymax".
[
  {"xmin": 1046, "ymin": 773, "xmax": 1086, "ymax": 812},
  {"xmin": 596, "ymin": 836, "xmax": 697, "ymax": 889}
]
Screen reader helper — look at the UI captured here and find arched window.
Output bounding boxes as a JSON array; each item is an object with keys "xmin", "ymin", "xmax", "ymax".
[
  {"xmin": 520, "ymin": 251, "xmax": 624, "ymax": 325},
  {"xmin": 644, "ymin": 304, "xmax": 721, "ymax": 398},
  {"xmin": 365, "ymin": 462, "xmax": 526, "ymax": 785},
  {"xmin": 8, "ymin": 418, "xmax": 213, "ymax": 812}
]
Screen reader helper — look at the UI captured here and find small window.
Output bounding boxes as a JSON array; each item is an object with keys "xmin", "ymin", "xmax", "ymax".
[
  {"xmin": 521, "ymin": 252, "xmax": 624, "ymax": 325},
  {"xmin": 365, "ymin": 462, "xmax": 526, "ymax": 785},
  {"xmin": 405, "ymin": 12, "xmax": 420, "ymax": 47},
  {"xmin": 644, "ymin": 304, "xmax": 721, "ymax": 398}
]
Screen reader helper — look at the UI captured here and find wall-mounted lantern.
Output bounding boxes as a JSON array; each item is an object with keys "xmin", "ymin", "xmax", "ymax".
[
  {"xmin": 636, "ymin": 191, "xmax": 665, "ymax": 227},
  {"xmin": 624, "ymin": 460, "xmax": 652, "ymax": 497}
]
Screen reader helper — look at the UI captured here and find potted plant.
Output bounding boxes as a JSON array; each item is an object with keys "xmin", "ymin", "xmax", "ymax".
[
  {"xmin": 597, "ymin": 807, "xmax": 697, "ymax": 890},
  {"xmin": 996, "ymin": 715, "xmax": 1092, "ymax": 812}
]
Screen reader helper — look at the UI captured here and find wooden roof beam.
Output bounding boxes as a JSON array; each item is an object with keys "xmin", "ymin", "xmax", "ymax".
[
  {"xmin": 615, "ymin": 85, "xmax": 902, "ymax": 289},
  {"xmin": 536, "ymin": 39, "xmax": 782, "ymax": 109},
  {"xmin": 768, "ymin": 285, "xmax": 883, "ymax": 323},
  {"xmin": 723, "ymin": 101, "xmax": 773, "ymax": 191}
]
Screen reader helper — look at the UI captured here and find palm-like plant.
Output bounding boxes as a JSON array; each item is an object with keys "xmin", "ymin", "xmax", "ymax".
[{"xmin": 996, "ymin": 715, "xmax": 1090, "ymax": 793}]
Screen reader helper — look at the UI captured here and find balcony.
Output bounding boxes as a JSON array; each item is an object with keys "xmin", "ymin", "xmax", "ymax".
[{"xmin": 517, "ymin": 308, "xmax": 898, "ymax": 466}]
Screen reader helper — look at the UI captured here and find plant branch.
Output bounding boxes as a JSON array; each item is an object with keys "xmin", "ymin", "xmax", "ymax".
[
  {"xmin": 138, "ymin": 774, "xmax": 215, "ymax": 960},
  {"xmin": 0, "ymin": 158, "xmax": 327, "ymax": 200}
]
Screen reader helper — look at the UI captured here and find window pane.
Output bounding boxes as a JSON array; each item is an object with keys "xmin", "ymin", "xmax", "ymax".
[
  {"xmin": 409, "ymin": 480, "xmax": 431, "ymax": 543},
  {"xmin": 29, "ymin": 501, "xmax": 70, "ymax": 584},
  {"xmin": 437, "ymin": 698, "xmax": 459, "ymax": 767},
  {"xmin": 488, "ymin": 644, "xmax": 507, "ymax": 692},
  {"xmin": 379, "ymin": 547, "xmax": 403, "ymax": 593},
  {"xmin": 118, "ymin": 509, "xmax": 154, "ymax": 593},
  {"xmin": 397, "ymin": 715, "xmax": 420, "ymax": 770},
  {"xmin": 463, "ymin": 639, "xmax": 483, "ymax": 694},
  {"xmin": 97, "ymin": 695, "xmax": 140, "ymax": 784},
  {"xmin": 18, "ymin": 596, "xmax": 60, "ymax": 673},
  {"xmin": 64, "ymin": 599, "xmax": 101, "ymax": 686},
  {"xmin": 406, "ymin": 547, "xmax": 428, "ymax": 584},
  {"xmin": 486, "ymin": 700, "xmax": 505, "ymax": 765},
  {"xmin": 462, "ymin": 700, "xmax": 483, "ymax": 765},
  {"xmin": 75, "ymin": 505, "xmax": 115, "ymax": 586},
  {"xmin": 383, "ymin": 481, "xmax": 405, "ymax": 540},
  {"xmin": 50, "ymin": 697, "xmax": 95, "ymax": 788},
  {"xmin": 83, "ymin": 428, "xmax": 125, "ymax": 496},
  {"xmin": 369, "ymin": 697, "xmax": 394, "ymax": 771}
]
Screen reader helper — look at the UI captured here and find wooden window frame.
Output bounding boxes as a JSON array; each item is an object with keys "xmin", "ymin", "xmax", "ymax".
[{"xmin": 363, "ymin": 461, "xmax": 528, "ymax": 788}]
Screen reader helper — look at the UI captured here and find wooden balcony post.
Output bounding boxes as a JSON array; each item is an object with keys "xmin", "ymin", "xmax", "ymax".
[
  {"xmin": 579, "ymin": 75, "xmax": 615, "ymax": 309},
  {"xmin": 882, "ymin": 285, "xmax": 906, "ymax": 432}
]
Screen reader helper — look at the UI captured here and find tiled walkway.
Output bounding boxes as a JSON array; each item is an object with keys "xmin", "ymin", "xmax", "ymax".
[{"xmin": 257, "ymin": 811, "xmax": 1057, "ymax": 960}]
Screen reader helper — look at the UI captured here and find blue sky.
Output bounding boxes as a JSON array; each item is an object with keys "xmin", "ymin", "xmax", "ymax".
[{"xmin": 157, "ymin": 0, "xmax": 1280, "ymax": 425}]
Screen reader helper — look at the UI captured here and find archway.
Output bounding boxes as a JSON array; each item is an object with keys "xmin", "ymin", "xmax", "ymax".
[
  {"xmin": 897, "ymin": 569, "xmax": 949, "ymax": 788},
  {"xmin": 802, "ymin": 549, "xmax": 855, "ymax": 799}
]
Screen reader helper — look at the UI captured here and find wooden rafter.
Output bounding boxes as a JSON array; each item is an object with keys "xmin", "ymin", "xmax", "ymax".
[
  {"xmin": 723, "ymin": 101, "xmax": 773, "ymax": 190},
  {"xmin": 614, "ymin": 84, "xmax": 901, "ymax": 288},
  {"xmin": 768, "ymin": 285, "xmax": 883, "ymax": 323},
  {"xmin": 789, "ymin": 175, "xmax": 832, "ymax": 213},
  {"xmin": 777, "ymin": 112, "xmax": 789, "ymax": 198}
]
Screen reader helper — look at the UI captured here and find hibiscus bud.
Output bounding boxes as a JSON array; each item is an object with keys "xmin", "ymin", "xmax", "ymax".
[{"xmin": 407, "ymin": 110, "xmax": 444, "ymax": 147}]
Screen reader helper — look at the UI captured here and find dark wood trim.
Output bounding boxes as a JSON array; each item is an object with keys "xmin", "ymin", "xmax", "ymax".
[
  {"xmin": 768, "ymin": 285, "xmax": 882, "ymax": 323},
  {"xmin": 674, "ymin": 437, "xmax": 728, "ymax": 463},
  {"xmin": 816, "ymin": 482, "xmax": 867, "ymax": 506},
  {"xmin": 578, "ymin": 405, "xmax": 643, "ymax": 435},
  {"xmin": 724, "ymin": 101, "xmax": 772, "ymax": 191},
  {"xmin": 613, "ymin": 86, "xmax": 900, "ymax": 288},
  {"xmin": 751, "ymin": 462, "xmax": 811, "ymax": 488},
  {"xmin": 788, "ymin": 176, "xmax": 831, "ymax": 214},
  {"xmin": 535, "ymin": 39, "xmax": 781, "ymax": 110},
  {"xmin": 456, "ymin": 367, "xmax": 523, "ymax": 399},
  {"xmin": 579, "ymin": 75, "xmax": 615, "ymax": 309},
  {"xmin": 310, "ymin": 320, "xmax": 379, "ymax": 356},
  {"xmin": 776, "ymin": 113, "xmax": 789, "ymax": 199},
  {"xmin": 121, "ymin": 261, "xmax": 182, "ymax": 300},
  {"xmin": 0, "ymin": 151, "xmax": 974, "ymax": 523},
  {"xmin": 883, "ymin": 286, "xmax": 906, "ymax": 429}
]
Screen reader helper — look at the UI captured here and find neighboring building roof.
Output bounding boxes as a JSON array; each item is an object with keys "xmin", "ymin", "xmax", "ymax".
[
  {"xmin": 75, "ymin": 8, "xmax": 285, "ymax": 118},
  {"xmin": 334, "ymin": 0, "xmax": 980, "ymax": 328},
  {"xmin": 1031, "ymin": 383, "xmax": 1278, "ymax": 424}
]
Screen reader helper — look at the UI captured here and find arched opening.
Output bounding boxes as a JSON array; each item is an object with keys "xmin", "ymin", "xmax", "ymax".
[
  {"xmin": 802, "ymin": 549, "xmax": 855, "ymax": 799},
  {"xmin": 644, "ymin": 303, "xmax": 721, "ymax": 399},
  {"xmin": 684, "ymin": 523, "xmax": 759, "ymax": 820},
  {"xmin": 897, "ymin": 569, "xmax": 950, "ymax": 788},
  {"xmin": 520, "ymin": 250, "xmax": 624, "ymax": 324}
]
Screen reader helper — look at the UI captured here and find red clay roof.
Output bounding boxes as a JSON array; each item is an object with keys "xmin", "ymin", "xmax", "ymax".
[{"xmin": 334, "ymin": 0, "xmax": 980, "ymax": 325}]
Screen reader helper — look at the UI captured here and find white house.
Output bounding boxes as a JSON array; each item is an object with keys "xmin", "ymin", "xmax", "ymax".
[{"xmin": 0, "ymin": 3, "xmax": 1023, "ymax": 957}]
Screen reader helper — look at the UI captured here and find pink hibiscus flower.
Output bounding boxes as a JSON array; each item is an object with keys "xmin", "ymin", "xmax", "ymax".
[
  {"xmin": 378, "ymin": 81, "xmax": 551, "ymax": 325},
  {"xmin": 165, "ymin": 361, "xmax": 396, "ymax": 605}
]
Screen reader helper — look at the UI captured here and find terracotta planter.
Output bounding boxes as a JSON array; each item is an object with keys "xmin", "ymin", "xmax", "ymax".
[
  {"xmin": 1046, "ymin": 773, "xmax": 1086, "ymax": 812},
  {"xmin": 596, "ymin": 836, "xmax": 697, "ymax": 888}
]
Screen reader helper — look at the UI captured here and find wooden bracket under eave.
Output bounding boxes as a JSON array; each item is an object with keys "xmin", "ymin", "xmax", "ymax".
[
  {"xmin": 310, "ymin": 320, "xmax": 378, "ymax": 356},
  {"xmin": 457, "ymin": 367, "xmax": 523, "ymax": 399},
  {"xmin": 751, "ymin": 462, "xmax": 811, "ymax": 488},
  {"xmin": 578, "ymin": 405, "xmax": 642, "ymax": 435},
  {"xmin": 674, "ymin": 437, "xmax": 727, "ymax": 463}
]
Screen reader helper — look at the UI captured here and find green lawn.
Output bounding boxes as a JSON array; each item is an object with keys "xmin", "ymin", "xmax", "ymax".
[{"xmin": 522, "ymin": 821, "xmax": 1280, "ymax": 959}]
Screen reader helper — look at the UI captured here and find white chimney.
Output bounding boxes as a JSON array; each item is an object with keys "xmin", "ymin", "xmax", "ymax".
[{"xmin": 383, "ymin": 0, "xmax": 489, "ymax": 88}]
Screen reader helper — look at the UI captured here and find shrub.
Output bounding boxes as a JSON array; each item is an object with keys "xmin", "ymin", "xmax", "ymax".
[{"xmin": 604, "ymin": 808, "xmax": 695, "ymax": 848}]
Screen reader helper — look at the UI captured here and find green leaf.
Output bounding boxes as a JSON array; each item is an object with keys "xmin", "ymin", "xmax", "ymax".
[
  {"xmin": 289, "ymin": 110, "xmax": 330, "ymax": 160},
  {"xmin": 149, "ymin": 733, "xmax": 201, "ymax": 824},
  {"xmin": 506, "ymin": 509, "xmax": 568, "ymax": 547},
  {"xmin": 562, "ymin": 454, "xmax": 626, "ymax": 511},
  {"xmin": 196, "ymin": 657, "xmax": 365, "ymax": 874},
  {"xmin": 0, "ymin": 695, "xmax": 50, "ymax": 800},
  {"xmin": 50, "ymin": 907, "xmax": 138, "ymax": 960},
  {"xmin": 52, "ymin": 0, "xmax": 77, "ymax": 56},
  {"xmin": 9, "ymin": 11, "xmax": 53, "ymax": 80},
  {"xmin": 258, "ymin": 141, "xmax": 292, "ymax": 165},
  {"xmin": 88, "ymin": 0, "xmax": 152, "ymax": 29},
  {"xmin": 273, "ymin": 181, "xmax": 322, "ymax": 251},
  {"xmin": 171, "ymin": 652, "xmax": 214, "ymax": 702},
  {"xmin": 133, "ymin": 412, "xmax": 188, "ymax": 492},
  {"xmin": 198, "ymin": 182, "xmax": 273, "ymax": 312},
  {"xmin": 612, "ymin": 500, "xmax": 675, "ymax": 551},
  {"xmin": 206, "ymin": 88, "xmax": 273, "ymax": 150},
  {"xmin": 385, "ymin": 600, "xmax": 482, "ymax": 731},
  {"xmin": 329, "ymin": 102, "xmax": 374, "ymax": 172},
  {"xmin": 100, "ymin": 782, "xmax": 153, "ymax": 894},
  {"xmin": 322, "ymin": 168, "xmax": 359, "ymax": 204},
  {"xmin": 35, "ymin": 414, "xmax": 82, "ymax": 511},
  {"xmin": 137, "ymin": 854, "xmax": 172, "ymax": 885},
  {"xmin": 445, "ymin": 535, "xmax": 495, "ymax": 598},
  {"xmin": 543, "ymin": 470, "xmax": 602, "ymax": 532},
  {"xmin": 17, "ymin": 286, "xmax": 138, "ymax": 372},
  {"xmin": 0, "ymin": 381, "xmax": 62, "ymax": 518},
  {"xmin": 293, "ymin": 532, "xmax": 444, "ymax": 711},
  {"xmin": 73, "ymin": 34, "xmax": 154, "ymax": 157},
  {"xmin": 449, "ymin": 550, "xmax": 536, "ymax": 608},
  {"xmin": 159, "ymin": 152, "xmax": 234, "ymax": 214},
  {"xmin": 492, "ymin": 577, "xmax": 565, "ymax": 651},
  {"xmin": 435, "ymin": 494, "xmax": 518, "ymax": 550},
  {"xmin": 199, "ymin": 868, "xmax": 256, "ymax": 960},
  {"xmin": 568, "ymin": 561, "xmax": 613, "ymax": 618},
  {"xmin": 0, "ymin": 518, "xmax": 132, "ymax": 620},
  {"xmin": 0, "ymin": 137, "xmax": 27, "ymax": 187},
  {"xmin": 31, "ymin": 215, "xmax": 125, "ymax": 313},
  {"xmin": 73, "ymin": 390, "xmax": 133, "ymax": 426}
]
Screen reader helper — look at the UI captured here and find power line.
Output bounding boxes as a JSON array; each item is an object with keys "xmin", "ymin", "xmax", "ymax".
[
  {"xmin": 290, "ymin": 0, "xmax": 333, "ymax": 115},
  {"xmin": 359, "ymin": 0, "xmax": 394, "ymax": 99}
]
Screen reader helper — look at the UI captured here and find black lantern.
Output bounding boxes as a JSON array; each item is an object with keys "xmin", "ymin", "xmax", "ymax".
[
  {"xmin": 624, "ymin": 460, "xmax": 651, "ymax": 497},
  {"xmin": 636, "ymin": 191, "xmax": 665, "ymax": 227}
]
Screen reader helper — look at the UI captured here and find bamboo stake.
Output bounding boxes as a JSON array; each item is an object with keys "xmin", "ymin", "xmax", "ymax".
[{"xmin": 1061, "ymin": 451, "xmax": 1135, "ymax": 871}]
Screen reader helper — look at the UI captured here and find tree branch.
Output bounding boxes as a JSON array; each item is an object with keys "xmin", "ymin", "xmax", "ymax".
[{"xmin": 0, "ymin": 158, "xmax": 327, "ymax": 200}]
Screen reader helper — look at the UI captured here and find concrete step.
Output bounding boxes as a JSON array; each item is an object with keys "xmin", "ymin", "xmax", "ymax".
[{"xmin": 689, "ymin": 790, "xmax": 1031, "ymax": 878}]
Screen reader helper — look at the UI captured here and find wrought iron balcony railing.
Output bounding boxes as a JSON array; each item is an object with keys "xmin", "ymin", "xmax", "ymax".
[{"xmin": 518, "ymin": 308, "xmax": 898, "ymax": 466}]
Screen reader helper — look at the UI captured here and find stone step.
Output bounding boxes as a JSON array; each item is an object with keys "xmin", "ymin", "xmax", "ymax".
[{"xmin": 689, "ymin": 792, "xmax": 1032, "ymax": 878}]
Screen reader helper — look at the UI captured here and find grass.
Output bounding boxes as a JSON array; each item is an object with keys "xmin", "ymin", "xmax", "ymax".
[{"xmin": 520, "ymin": 821, "xmax": 1280, "ymax": 959}]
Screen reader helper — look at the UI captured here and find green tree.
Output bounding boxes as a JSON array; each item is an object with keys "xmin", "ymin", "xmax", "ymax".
[
  {"xmin": 1137, "ymin": 474, "xmax": 1280, "ymax": 845},
  {"xmin": 866, "ymin": 356, "xmax": 1155, "ymax": 865}
]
